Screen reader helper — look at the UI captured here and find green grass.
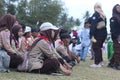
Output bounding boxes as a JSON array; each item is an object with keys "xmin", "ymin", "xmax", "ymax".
[{"xmin": 0, "ymin": 54, "xmax": 120, "ymax": 80}]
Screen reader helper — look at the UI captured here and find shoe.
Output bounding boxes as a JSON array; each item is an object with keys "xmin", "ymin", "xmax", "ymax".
[
  {"xmin": 107, "ymin": 64, "xmax": 117, "ymax": 70},
  {"xmin": 107, "ymin": 63, "xmax": 115, "ymax": 68},
  {"xmin": 116, "ymin": 66, "xmax": 120, "ymax": 70},
  {"xmin": 99, "ymin": 62, "xmax": 104, "ymax": 66},
  {"xmin": 90, "ymin": 64, "xmax": 102, "ymax": 68}
]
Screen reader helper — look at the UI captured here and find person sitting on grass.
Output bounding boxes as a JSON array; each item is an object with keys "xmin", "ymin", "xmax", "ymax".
[{"xmin": 27, "ymin": 22, "xmax": 71, "ymax": 75}]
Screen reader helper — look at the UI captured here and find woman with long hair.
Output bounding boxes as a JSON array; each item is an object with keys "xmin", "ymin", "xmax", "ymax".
[
  {"xmin": 90, "ymin": 3, "xmax": 107, "ymax": 68},
  {"xmin": 108, "ymin": 4, "xmax": 120, "ymax": 70},
  {"xmin": 0, "ymin": 14, "xmax": 23, "ymax": 69}
]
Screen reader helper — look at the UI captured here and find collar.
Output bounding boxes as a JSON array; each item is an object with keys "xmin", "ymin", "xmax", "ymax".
[{"xmin": 38, "ymin": 36, "xmax": 49, "ymax": 42}]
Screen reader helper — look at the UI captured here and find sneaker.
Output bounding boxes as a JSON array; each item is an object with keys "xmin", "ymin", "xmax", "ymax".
[
  {"xmin": 90, "ymin": 64, "xmax": 102, "ymax": 68},
  {"xmin": 99, "ymin": 62, "xmax": 104, "ymax": 66}
]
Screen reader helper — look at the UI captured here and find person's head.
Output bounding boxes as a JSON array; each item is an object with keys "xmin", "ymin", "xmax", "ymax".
[
  {"xmin": 59, "ymin": 28, "xmax": 68, "ymax": 37},
  {"xmin": 60, "ymin": 33, "xmax": 71, "ymax": 46},
  {"xmin": 23, "ymin": 26, "xmax": 32, "ymax": 38},
  {"xmin": 94, "ymin": 2, "xmax": 102, "ymax": 12},
  {"xmin": 113, "ymin": 4, "xmax": 120, "ymax": 15},
  {"xmin": 12, "ymin": 24, "xmax": 23, "ymax": 41},
  {"xmin": 19, "ymin": 22, "xmax": 26, "ymax": 32},
  {"xmin": 0, "ymin": 14, "xmax": 17, "ymax": 31},
  {"xmin": 39, "ymin": 22, "xmax": 58, "ymax": 42},
  {"xmin": 31, "ymin": 28, "xmax": 40, "ymax": 38},
  {"xmin": 71, "ymin": 36, "xmax": 77, "ymax": 44},
  {"xmin": 84, "ymin": 21, "xmax": 90, "ymax": 29}
]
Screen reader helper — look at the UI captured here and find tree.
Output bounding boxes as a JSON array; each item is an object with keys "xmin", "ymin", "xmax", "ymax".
[
  {"xmin": 0, "ymin": 0, "xmax": 5, "ymax": 17},
  {"xmin": 27, "ymin": 0, "xmax": 63, "ymax": 27},
  {"xmin": 5, "ymin": 0, "xmax": 18, "ymax": 15},
  {"xmin": 7, "ymin": 4, "xmax": 16, "ymax": 15},
  {"xmin": 59, "ymin": 13, "xmax": 68, "ymax": 26},
  {"xmin": 75, "ymin": 18, "xmax": 81, "ymax": 26},
  {"xmin": 83, "ymin": 11, "xmax": 91, "ymax": 21},
  {"xmin": 16, "ymin": 0, "xmax": 28, "ymax": 24}
]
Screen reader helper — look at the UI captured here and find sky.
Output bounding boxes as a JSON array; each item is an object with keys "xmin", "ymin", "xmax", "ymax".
[{"xmin": 62, "ymin": 0, "xmax": 120, "ymax": 33}]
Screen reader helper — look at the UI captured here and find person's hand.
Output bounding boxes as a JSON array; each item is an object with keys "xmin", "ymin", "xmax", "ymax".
[{"xmin": 91, "ymin": 36, "xmax": 97, "ymax": 43}]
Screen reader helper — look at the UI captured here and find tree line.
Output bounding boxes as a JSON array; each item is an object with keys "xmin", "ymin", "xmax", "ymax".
[{"xmin": 0, "ymin": 0, "xmax": 90, "ymax": 32}]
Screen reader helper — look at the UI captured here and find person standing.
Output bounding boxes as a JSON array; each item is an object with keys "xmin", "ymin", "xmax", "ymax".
[
  {"xmin": 90, "ymin": 3, "xmax": 107, "ymax": 67},
  {"xmin": 79, "ymin": 20, "xmax": 91, "ymax": 61},
  {"xmin": 108, "ymin": 4, "xmax": 120, "ymax": 70}
]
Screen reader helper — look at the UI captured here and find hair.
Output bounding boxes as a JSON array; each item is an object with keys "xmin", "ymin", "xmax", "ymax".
[
  {"xmin": 53, "ymin": 30, "xmax": 59, "ymax": 40},
  {"xmin": 94, "ymin": 2, "xmax": 102, "ymax": 10},
  {"xmin": 40, "ymin": 29, "xmax": 53, "ymax": 42},
  {"xmin": 60, "ymin": 33, "xmax": 71, "ymax": 40},
  {"xmin": 0, "ymin": 14, "xmax": 16, "ymax": 31},
  {"xmin": 12, "ymin": 24, "xmax": 22, "ymax": 41},
  {"xmin": 19, "ymin": 22, "xmax": 26, "ymax": 32},
  {"xmin": 59, "ymin": 28, "xmax": 68, "ymax": 37},
  {"xmin": 112, "ymin": 4, "xmax": 120, "ymax": 23},
  {"xmin": 31, "ymin": 27, "xmax": 40, "ymax": 33},
  {"xmin": 94, "ymin": 2, "xmax": 106, "ymax": 20}
]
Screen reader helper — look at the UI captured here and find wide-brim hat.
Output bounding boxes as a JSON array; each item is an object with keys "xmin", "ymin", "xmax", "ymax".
[{"xmin": 40, "ymin": 22, "xmax": 58, "ymax": 31}]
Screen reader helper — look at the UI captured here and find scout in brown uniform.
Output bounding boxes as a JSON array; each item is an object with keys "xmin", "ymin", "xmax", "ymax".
[
  {"xmin": 0, "ymin": 14, "xmax": 23, "ymax": 68},
  {"xmin": 27, "ymin": 22, "xmax": 71, "ymax": 75}
]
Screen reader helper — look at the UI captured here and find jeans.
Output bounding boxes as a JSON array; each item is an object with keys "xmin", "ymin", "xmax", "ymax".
[{"xmin": 80, "ymin": 46, "xmax": 89, "ymax": 61}]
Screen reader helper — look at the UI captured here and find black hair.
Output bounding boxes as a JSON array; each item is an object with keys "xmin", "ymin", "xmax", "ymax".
[
  {"xmin": 31, "ymin": 27, "xmax": 40, "ymax": 32},
  {"xmin": 60, "ymin": 33, "xmax": 71, "ymax": 40}
]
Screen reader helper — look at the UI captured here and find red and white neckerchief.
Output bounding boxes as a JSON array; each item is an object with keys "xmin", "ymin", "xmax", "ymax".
[
  {"xmin": 38, "ymin": 36, "xmax": 49, "ymax": 42},
  {"xmin": 38, "ymin": 36, "xmax": 53, "ymax": 51}
]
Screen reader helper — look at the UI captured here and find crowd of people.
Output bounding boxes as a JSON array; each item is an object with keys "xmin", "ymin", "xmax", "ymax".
[{"xmin": 0, "ymin": 2, "xmax": 120, "ymax": 76}]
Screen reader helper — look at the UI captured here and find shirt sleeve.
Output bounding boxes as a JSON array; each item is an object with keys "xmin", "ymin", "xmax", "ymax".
[
  {"xmin": 90, "ymin": 13, "xmax": 98, "ymax": 39},
  {"xmin": 110, "ymin": 17, "xmax": 119, "ymax": 39},
  {"xmin": 1, "ymin": 30, "xmax": 16, "ymax": 53}
]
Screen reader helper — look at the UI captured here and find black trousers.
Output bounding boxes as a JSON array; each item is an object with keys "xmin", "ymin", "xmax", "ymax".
[
  {"xmin": 31, "ymin": 58, "xmax": 60, "ymax": 74},
  {"xmin": 8, "ymin": 53, "xmax": 23, "ymax": 68},
  {"xmin": 92, "ymin": 39, "xmax": 105, "ymax": 64}
]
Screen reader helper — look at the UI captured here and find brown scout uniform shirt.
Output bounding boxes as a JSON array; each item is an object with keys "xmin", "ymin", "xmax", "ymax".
[
  {"xmin": 28, "ymin": 39, "xmax": 61, "ymax": 71},
  {"xmin": 0, "ymin": 29, "xmax": 16, "ymax": 53}
]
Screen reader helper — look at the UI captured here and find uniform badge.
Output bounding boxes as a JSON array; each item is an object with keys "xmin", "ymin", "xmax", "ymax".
[
  {"xmin": 6, "ymin": 34, "xmax": 10, "ymax": 39},
  {"xmin": 111, "ymin": 19, "xmax": 114, "ymax": 22},
  {"xmin": 92, "ymin": 17, "xmax": 96, "ymax": 20}
]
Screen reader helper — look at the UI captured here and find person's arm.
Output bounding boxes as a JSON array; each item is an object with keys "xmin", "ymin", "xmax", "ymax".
[
  {"xmin": 1, "ymin": 30, "xmax": 16, "ymax": 53},
  {"xmin": 90, "ymin": 13, "xmax": 98, "ymax": 39},
  {"xmin": 110, "ymin": 17, "xmax": 119, "ymax": 39},
  {"xmin": 19, "ymin": 37, "xmax": 27, "ymax": 53}
]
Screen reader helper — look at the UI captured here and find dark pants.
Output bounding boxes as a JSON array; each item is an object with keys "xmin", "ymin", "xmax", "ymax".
[
  {"xmin": 8, "ymin": 53, "xmax": 23, "ymax": 68},
  {"xmin": 92, "ymin": 39, "xmax": 105, "ymax": 64},
  {"xmin": 31, "ymin": 58, "xmax": 60, "ymax": 74},
  {"xmin": 110, "ymin": 39, "xmax": 120, "ymax": 66}
]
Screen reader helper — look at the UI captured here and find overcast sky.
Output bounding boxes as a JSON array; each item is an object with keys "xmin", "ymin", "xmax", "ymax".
[{"xmin": 62, "ymin": 0, "xmax": 120, "ymax": 33}]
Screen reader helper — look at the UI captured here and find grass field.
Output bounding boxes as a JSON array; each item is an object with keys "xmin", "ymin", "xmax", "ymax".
[{"xmin": 0, "ymin": 54, "xmax": 120, "ymax": 80}]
